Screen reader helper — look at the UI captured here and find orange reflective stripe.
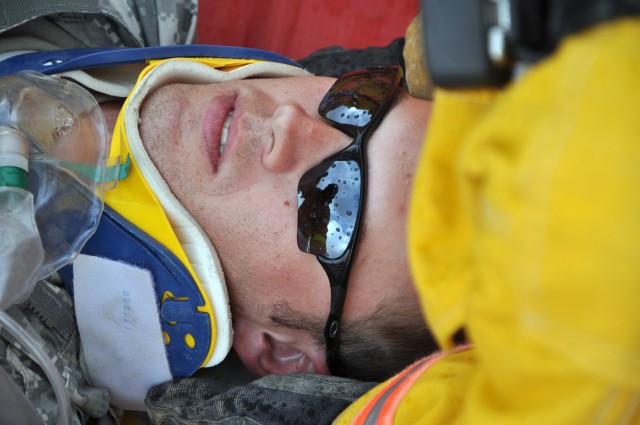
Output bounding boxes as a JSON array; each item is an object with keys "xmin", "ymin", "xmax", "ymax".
[
  {"xmin": 351, "ymin": 345, "xmax": 473, "ymax": 425},
  {"xmin": 374, "ymin": 355, "xmax": 441, "ymax": 424},
  {"xmin": 350, "ymin": 358, "xmax": 425, "ymax": 425}
]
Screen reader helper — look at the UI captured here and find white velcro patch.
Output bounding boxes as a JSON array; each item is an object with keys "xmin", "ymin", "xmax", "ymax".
[{"xmin": 73, "ymin": 254, "xmax": 171, "ymax": 410}]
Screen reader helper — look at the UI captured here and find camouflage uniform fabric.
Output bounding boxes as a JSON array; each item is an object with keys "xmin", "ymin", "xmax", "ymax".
[
  {"xmin": 0, "ymin": 0, "xmax": 197, "ymax": 53},
  {"xmin": 0, "ymin": 280, "xmax": 116, "ymax": 424},
  {"xmin": 145, "ymin": 374, "xmax": 376, "ymax": 425}
]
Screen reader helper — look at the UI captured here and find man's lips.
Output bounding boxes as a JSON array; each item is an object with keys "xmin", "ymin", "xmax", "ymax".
[{"xmin": 202, "ymin": 96, "xmax": 235, "ymax": 172}]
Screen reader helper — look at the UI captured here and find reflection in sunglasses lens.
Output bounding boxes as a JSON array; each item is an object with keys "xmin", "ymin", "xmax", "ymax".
[{"xmin": 297, "ymin": 160, "xmax": 361, "ymax": 259}]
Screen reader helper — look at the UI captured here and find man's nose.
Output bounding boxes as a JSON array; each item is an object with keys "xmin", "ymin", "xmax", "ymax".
[{"xmin": 263, "ymin": 102, "xmax": 349, "ymax": 173}]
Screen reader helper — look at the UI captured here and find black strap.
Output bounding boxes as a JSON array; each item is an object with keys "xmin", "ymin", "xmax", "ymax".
[
  {"xmin": 552, "ymin": 0, "xmax": 640, "ymax": 39},
  {"xmin": 514, "ymin": 0, "xmax": 640, "ymax": 61},
  {"xmin": 423, "ymin": 0, "xmax": 640, "ymax": 87}
]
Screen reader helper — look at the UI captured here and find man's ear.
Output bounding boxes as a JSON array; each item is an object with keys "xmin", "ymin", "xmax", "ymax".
[
  {"xmin": 261, "ymin": 334, "xmax": 318, "ymax": 374},
  {"xmin": 233, "ymin": 320, "xmax": 329, "ymax": 376}
]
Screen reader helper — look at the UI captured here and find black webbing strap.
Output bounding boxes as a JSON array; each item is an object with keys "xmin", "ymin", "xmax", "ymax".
[
  {"xmin": 514, "ymin": 0, "xmax": 640, "ymax": 60},
  {"xmin": 423, "ymin": 0, "xmax": 640, "ymax": 87}
]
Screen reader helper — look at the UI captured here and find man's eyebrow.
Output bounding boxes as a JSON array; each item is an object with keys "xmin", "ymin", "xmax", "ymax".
[{"xmin": 269, "ymin": 301, "xmax": 325, "ymax": 347}]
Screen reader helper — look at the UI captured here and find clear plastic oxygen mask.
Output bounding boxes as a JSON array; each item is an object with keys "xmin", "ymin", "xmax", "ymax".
[
  {"xmin": 0, "ymin": 71, "xmax": 109, "ymax": 425},
  {"xmin": 0, "ymin": 71, "xmax": 109, "ymax": 284}
]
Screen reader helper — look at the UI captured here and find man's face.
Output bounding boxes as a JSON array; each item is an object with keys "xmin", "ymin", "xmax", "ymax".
[{"xmin": 138, "ymin": 75, "xmax": 429, "ymax": 377}]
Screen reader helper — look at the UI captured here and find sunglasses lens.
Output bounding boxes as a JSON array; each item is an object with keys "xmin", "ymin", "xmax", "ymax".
[
  {"xmin": 297, "ymin": 160, "xmax": 361, "ymax": 259},
  {"xmin": 319, "ymin": 67, "xmax": 398, "ymax": 130}
]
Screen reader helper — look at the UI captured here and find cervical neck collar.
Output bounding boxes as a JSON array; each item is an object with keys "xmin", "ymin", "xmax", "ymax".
[{"xmin": 59, "ymin": 55, "xmax": 310, "ymax": 409}]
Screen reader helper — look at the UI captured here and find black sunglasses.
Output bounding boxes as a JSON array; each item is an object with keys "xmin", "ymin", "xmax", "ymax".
[{"xmin": 296, "ymin": 65, "xmax": 403, "ymax": 375}]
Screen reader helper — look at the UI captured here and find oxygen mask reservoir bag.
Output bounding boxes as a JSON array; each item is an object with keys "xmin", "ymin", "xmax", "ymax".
[{"xmin": 0, "ymin": 71, "xmax": 109, "ymax": 287}]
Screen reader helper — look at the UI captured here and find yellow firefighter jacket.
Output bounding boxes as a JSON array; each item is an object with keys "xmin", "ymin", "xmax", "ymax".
[{"xmin": 336, "ymin": 16, "xmax": 640, "ymax": 425}]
